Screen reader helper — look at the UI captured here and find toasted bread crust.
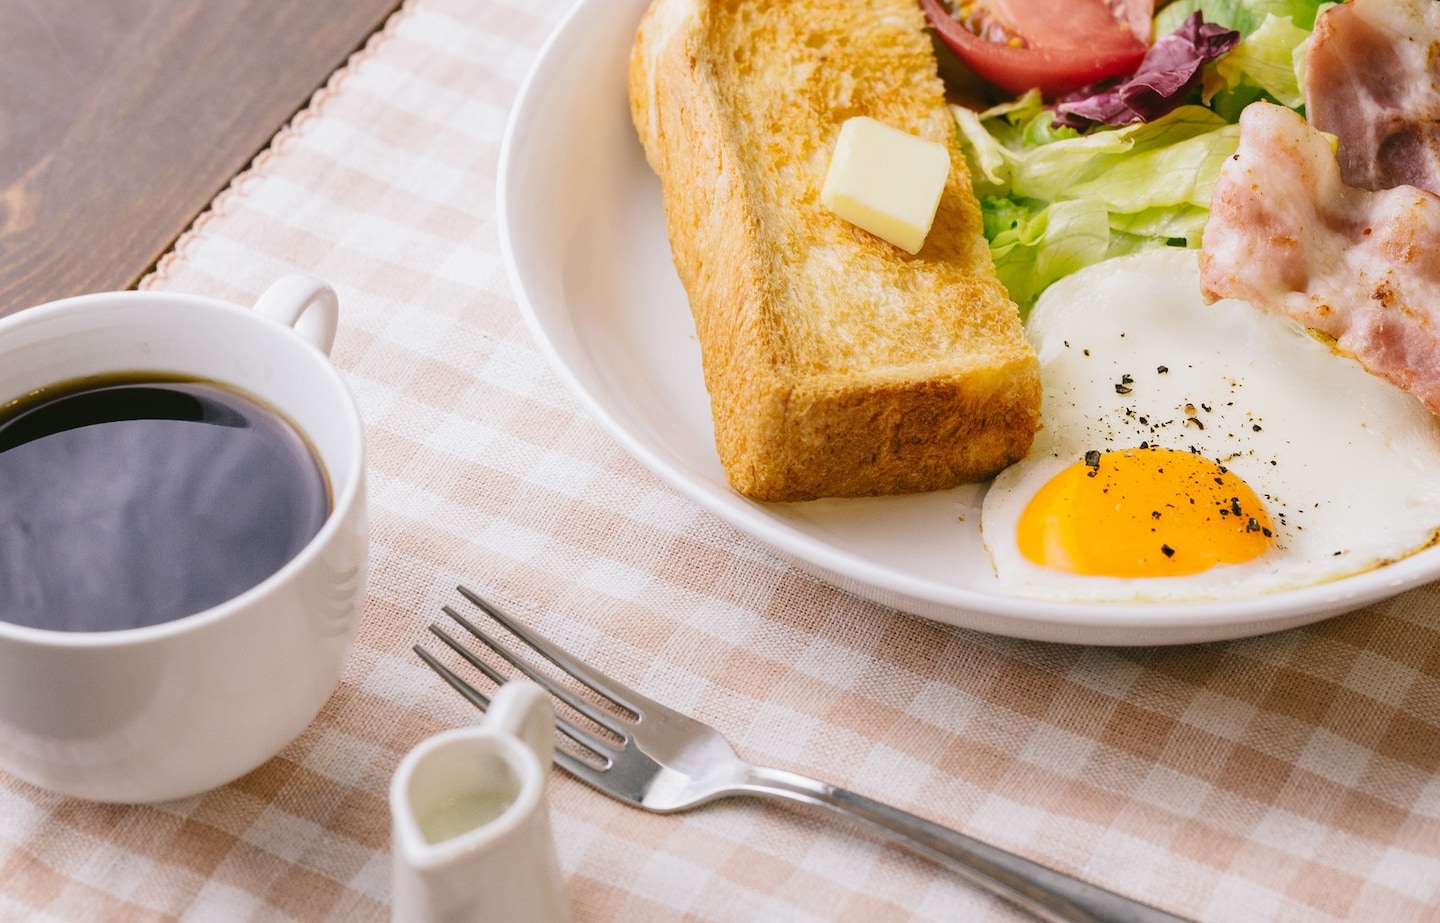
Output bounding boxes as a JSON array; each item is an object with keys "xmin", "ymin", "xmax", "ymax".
[{"xmin": 630, "ymin": 0, "xmax": 1040, "ymax": 502}]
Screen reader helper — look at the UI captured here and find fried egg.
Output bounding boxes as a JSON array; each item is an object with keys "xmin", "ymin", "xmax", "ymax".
[{"xmin": 980, "ymin": 248, "xmax": 1440, "ymax": 602}]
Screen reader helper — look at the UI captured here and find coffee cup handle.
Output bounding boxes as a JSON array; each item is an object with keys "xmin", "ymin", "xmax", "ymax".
[{"xmin": 253, "ymin": 274, "xmax": 340, "ymax": 356}]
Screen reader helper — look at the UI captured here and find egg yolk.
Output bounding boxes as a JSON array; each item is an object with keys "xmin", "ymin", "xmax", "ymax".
[{"xmin": 1016, "ymin": 448, "xmax": 1274, "ymax": 578}]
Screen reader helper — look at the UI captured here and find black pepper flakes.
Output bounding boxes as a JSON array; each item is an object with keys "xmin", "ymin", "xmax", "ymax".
[{"xmin": 1161, "ymin": 544, "xmax": 1175, "ymax": 558}]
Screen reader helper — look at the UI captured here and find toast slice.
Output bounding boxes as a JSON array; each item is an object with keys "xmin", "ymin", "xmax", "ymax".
[{"xmin": 629, "ymin": 0, "xmax": 1041, "ymax": 502}]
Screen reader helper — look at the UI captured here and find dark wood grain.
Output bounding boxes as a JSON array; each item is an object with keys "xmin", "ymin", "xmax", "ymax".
[{"xmin": 0, "ymin": 0, "xmax": 403, "ymax": 314}]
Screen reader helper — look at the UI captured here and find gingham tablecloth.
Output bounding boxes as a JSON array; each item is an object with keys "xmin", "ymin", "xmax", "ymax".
[{"xmin": 2, "ymin": 1, "xmax": 1438, "ymax": 920}]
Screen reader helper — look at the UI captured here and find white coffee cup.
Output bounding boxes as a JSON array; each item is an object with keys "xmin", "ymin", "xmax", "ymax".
[
  {"xmin": 390, "ymin": 681, "xmax": 571, "ymax": 923},
  {"xmin": 0, "ymin": 274, "xmax": 367, "ymax": 803}
]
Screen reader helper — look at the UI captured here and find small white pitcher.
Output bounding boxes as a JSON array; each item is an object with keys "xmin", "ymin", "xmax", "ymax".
[{"xmin": 390, "ymin": 681, "xmax": 571, "ymax": 923}]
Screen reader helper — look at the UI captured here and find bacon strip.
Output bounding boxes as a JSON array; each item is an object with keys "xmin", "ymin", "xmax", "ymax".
[
  {"xmin": 1199, "ymin": 103, "xmax": 1440, "ymax": 416},
  {"xmin": 1304, "ymin": 0, "xmax": 1440, "ymax": 194}
]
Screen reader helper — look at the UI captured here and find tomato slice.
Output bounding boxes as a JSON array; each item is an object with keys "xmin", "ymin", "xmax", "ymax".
[{"xmin": 920, "ymin": 0, "xmax": 1153, "ymax": 98}]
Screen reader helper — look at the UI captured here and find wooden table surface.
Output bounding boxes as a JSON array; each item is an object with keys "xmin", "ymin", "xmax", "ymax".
[{"xmin": 0, "ymin": 0, "xmax": 404, "ymax": 316}]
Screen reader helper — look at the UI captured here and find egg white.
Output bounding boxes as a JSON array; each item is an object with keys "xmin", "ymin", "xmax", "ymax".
[{"xmin": 981, "ymin": 248, "xmax": 1440, "ymax": 603}]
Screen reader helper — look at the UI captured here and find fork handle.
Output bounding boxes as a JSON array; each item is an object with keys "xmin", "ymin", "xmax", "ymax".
[{"xmin": 737, "ymin": 766, "xmax": 1189, "ymax": 923}]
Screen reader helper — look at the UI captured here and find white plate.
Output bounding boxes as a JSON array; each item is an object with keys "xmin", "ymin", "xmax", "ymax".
[{"xmin": 496, "ymin": 0, "xmax": 1440, "ymax": 644}]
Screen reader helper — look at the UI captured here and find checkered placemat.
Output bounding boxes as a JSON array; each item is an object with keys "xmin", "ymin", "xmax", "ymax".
[{"xmin": 1, "ymin": 0, "xmax": 1437, "ymax": 920}]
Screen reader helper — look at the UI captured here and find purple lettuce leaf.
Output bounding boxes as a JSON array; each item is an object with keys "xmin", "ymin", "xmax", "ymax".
[{"xmin": 1052, "ymin": 12, "xmax": 1241, "ymax": 132}]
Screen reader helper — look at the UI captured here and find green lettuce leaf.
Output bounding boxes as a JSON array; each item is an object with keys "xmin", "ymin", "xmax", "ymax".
[
  {"xmin": 955, "ymin": 104, "xmax": 1239, "ymax": 314},
  {"xmin": 1010, "ymin": 107, "xmax": 1235, "ymax": 204},
  {"xmin": 1214, "ymin": 14, "xmax": 1310, "ymax": 108},
  {"xmin": 1153, "ymin": 0, "xmax": 1326, "ymax": 37}
]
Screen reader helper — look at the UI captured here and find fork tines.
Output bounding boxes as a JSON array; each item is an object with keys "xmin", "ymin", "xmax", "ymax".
[{"xmin": 415, "ymin": 586, "xmax": 632, "ymax": 771}]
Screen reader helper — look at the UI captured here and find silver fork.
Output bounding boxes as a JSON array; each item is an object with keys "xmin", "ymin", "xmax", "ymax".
[{"xmin": 415, "ymin": 587, "xmax": 1189, "ymax": 923}]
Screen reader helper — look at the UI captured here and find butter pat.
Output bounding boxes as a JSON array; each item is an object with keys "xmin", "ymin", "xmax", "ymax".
[{"xmin": 820, "ymin": 116, "xmax": 950, "ymax": 255}]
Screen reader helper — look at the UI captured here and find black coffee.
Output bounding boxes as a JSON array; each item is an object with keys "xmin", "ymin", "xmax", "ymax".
[{"xmin": 0, "ymin": 375, "xmax": 329, "ymax": 632}]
